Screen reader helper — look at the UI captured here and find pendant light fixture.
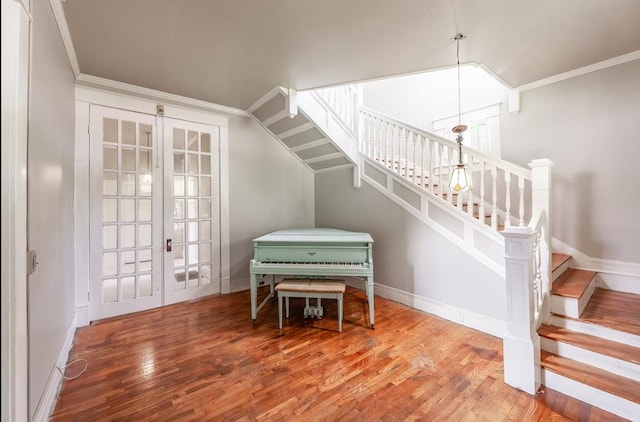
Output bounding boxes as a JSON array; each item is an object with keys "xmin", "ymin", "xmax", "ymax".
[{"xmin": 448, "ymin": 33, "xmax": 473, "ymax": 193}]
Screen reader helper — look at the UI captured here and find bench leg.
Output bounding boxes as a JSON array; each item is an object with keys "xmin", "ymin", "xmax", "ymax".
[
  {"xmin": 338, "ymin": 294, "xmax": 343, "ymax": 333},
  {"xmin": 278, "ymin": 294, "xmax": 284, "ymax": 330}
]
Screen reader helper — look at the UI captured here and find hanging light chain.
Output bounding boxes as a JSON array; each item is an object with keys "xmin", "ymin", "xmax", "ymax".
[{"xmin": 455, "ymin": 33, "xmax": 463, "ymax": 127}]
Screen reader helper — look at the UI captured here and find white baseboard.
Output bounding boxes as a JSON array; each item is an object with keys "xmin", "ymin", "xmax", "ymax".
[
  {"xmin": 372, "ymin": 282, "xmax": 507, "ymax": 339},
  {"xmin": 75, "ymin": 302, "xmax": 89, "ymax": 328},
  {"xmin": 596, "ymin": 272, "xmax": 640, "ymax": 295},
  {"xmin": 221, "ymin": 277, "xmax": 231, "ymax": 294},
  {"xmin": 32, "ymin": 316, "xmax": 77, "ymax": 422}
]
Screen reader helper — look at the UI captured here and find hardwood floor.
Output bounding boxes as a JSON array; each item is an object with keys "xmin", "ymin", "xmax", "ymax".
[{"xmin": 51, "ymin": 287, "xmax": 625, "ymax": 421}]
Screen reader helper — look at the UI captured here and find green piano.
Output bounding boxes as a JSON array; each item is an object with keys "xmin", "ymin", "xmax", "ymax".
[{"xmin": 249, "ymin": 227, "xmax": 375, "ymax": 328}]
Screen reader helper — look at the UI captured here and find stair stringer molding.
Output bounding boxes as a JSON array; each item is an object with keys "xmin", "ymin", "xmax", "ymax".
[
  {"xmin": 247, "ymin": 86, "xmax": 359, "ymax": 175},
  {"xmin": 361, "ymin": 155, "xmax": 506, "ymax": 278}
]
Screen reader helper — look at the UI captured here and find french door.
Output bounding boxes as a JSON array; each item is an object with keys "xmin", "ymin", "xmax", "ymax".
[
  {"xmin": 89, "ymin": 106, "xmax": 220, "ymax": 321},
  {"xmin": 163, "ymin": 118, "xmax": 220, "ymax": 304}
]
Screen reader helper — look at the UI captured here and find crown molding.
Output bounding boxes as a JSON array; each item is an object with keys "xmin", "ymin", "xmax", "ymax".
[
  {"xmin": 518, "ymin": 50, "xmax": 640, "ymax": 92},
  {"xmin": 50, "ymin": 0, "xmax": 79, "ymax": 77},
  {"xmin": 76, "ymin": 74, "xmax": 248, "ymax": 116}
]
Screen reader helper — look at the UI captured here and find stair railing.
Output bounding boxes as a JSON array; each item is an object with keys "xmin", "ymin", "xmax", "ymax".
[
  {"xmin": 312, "ymin": 85, "xmax": 360, "ymax": 139},
  {"xmin": 359, "ymin": 107, "xmax": 533, "ymax": 231}
]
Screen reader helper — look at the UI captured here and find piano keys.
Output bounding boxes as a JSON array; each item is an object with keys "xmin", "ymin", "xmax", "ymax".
[{"xmin": 249, "ymin": 228, "xmax": 375, "ymax": 328}]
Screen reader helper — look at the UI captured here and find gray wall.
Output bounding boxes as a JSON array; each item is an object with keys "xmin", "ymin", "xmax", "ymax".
[
  {"xmin": 28, "ymin": 0, "xmax": 76, "ymax": 416},
  {"xmin": 228, "ymin": 116, "xmax": 315, "ymax": 289},
  {"xmin": 502, "ymin": 59, "xmax": 640, "ymax": 263},
  {"xmin": 315, "ymin": 168, "xmax": 505, "ymax": 321}
]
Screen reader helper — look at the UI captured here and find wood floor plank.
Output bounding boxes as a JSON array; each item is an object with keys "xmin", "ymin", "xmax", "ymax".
[{"xmin": 51, "ymin": 287, "xmax": 627, "ymax": 421}]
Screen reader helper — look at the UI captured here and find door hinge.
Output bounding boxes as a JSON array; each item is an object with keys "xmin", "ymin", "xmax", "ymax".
[
  {"xmin": 88, "ymin": 291, "xmax": 91, "ymax": 302},
  {"xmin": 26, "ymin": 250, "xmax": 38, "ymax": 276}
]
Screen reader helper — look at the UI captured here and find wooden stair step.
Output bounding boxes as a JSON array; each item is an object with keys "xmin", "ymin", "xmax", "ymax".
[
  {"xmin": 579, "ymin": 288, "xmax": 640, "ymax": 336},
  {"xmin": 541, "ymin": 350, "xmax": 640, "ymax": 404},
  {"xmin": 551, "ymin": 268, "xmax": 597, "ymax": 299},
  {"xmin": 551, "ymin": 253, "xmax": 571, "ymax": 272},
  {"xmin": 539, "ymin": 324, "xmax": 640, "ymax": 365}
]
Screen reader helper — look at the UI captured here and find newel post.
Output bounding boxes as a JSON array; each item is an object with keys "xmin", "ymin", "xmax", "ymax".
[
  {"xmin": 502, "ymin": 227, "xmax": 541, "ymax": 394},
  {"xmin": 529, "ymin": 158, "xmax": 553, "ymax": 324}
]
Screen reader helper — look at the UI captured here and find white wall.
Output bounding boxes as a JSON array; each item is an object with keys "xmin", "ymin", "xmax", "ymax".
[
  {"xmin": 28, "ymin": 0, "xmax": 77, "ymax": 417},
  {"xmin": 315, "ymin": 168, "xmax": 505, "ymax": 322},
  {"xmin": 362, "ymin": 65, "xmax": 508, "ymax": 130},
  {"xmin": 502, "ymin": 59, "xmax": 640, "ymax": 263},
  {"xmin": 227, "ymin": 115, "xmax": 315, "ymax": 290}
]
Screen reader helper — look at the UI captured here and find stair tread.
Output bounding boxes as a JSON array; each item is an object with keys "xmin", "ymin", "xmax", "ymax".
[
  {"xmin": 541, "ymin": 350, "xmax": 640, "ymax": 404},
  {"xmin": 551, "ymin": 253, "xmax": 571, "ymax": 272},
  {"xmin": 578, "ymin": 288, "xmax": 640, "ymax": 336},
  {"xmin": 551, "ymin": 268, "xmax": 597, "ymax": 299},
  {"xmin": 539, "ymin": 324, "xmax": 640, "ymax": 364}
]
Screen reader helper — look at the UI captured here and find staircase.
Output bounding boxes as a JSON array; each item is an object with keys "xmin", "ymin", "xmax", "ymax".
[
  {"xmin": 539, "ymin": 253, "xmax": 640, "ymax": 419},
  {"xmin": 249, "ymin": 84, "xmax": 639, "ymax": 419}
]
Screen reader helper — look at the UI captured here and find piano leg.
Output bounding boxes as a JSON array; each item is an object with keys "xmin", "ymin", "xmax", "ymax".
[
  {"xmin": 251, "ymin": 273, "xmax": 276, "ymax": 324},
  {"xmin": 250, "ymin": 273, "xmax": 258, "ymax": 324},
  {"xmin": 366, "ymin": 276, "xmax": 375, "ymax": 329}
]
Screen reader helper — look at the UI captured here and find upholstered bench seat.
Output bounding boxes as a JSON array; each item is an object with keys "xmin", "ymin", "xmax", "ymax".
[{"xmin": 275, "ymin": 279, "xmax": 346, "ymax": 332}]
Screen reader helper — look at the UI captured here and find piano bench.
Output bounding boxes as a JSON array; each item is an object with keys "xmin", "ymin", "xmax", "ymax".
[{"xmin": 275, "ymin": 279, "xmax": 346, "ymax": 333}]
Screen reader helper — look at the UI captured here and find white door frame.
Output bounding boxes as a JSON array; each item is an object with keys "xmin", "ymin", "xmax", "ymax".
[
  {"xmin": 1, "ymin": 1, "xmax": 31, "ymax": 421},
  {"xmin": 74, "ymin": 86, "xmax": 230, "ymax": 325}
]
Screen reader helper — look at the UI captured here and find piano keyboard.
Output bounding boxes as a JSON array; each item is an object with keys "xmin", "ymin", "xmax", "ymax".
[{"xmin": 258, "ymin": 261, "xmax": 365, "ymax": 267}]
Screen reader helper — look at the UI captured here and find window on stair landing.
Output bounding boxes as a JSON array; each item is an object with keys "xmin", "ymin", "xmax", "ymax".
[{"xmin": 432, "ymin": 103, "xmax": 502, "ymax": 159}]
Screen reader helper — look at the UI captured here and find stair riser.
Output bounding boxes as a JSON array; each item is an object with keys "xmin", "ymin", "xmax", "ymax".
[
  {"xmin": 550, "ymin": 277, "xmax": 597, "ymax": 318},
  {"xmin": 542, "ymin": 369, "xmax": 640, "ymax": 420},
  {"xmin": 549, "ymin": 315, "xmax": 640, "ymax": 347},
  {"xmin": 552, "ymin": 260, "xmax": 571, "ymax": 282},
  {"xmin": 541, "ymin": 337, "xmax": 640, "ymax": 381}
]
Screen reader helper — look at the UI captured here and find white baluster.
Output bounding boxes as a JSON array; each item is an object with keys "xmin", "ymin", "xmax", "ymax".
[
  {"xmin": 479, "ymin": 161, "xmax": 486, "ymax": 226},
  {"xmin": 412, "ymin": 131, "xmax": 418, "ymax": 185},
  {"xmin": 504, "ymin": 171, "xmax": 512, "ymax": 228},
  {"xmin": 391, "ymin": 124, "xmax": 397, "ymax": 172},
  {"xmin": 403, "ymin": 128, "xmax": 409, "ymax": 178},
  {"xmin": 519, "ymin": 176, "xmax": 526, "ymax": 227},
  {"xmin": 466, "ymin": 154, "xmax": 474, "ymax": 216},
  {"xmin": 438, "ymin": 142, "xmax": 444, "ymax": 199},
  {"xmin": 491, "ymin": 166, "xmax": 498, "ymax": 229},
  {"xmin": 428, "ymin": 138, "xmax": 435, "ymax": 193},
  {"xmin": 419, "ymin": 135, "xmax": 426, "ymax": 189}
]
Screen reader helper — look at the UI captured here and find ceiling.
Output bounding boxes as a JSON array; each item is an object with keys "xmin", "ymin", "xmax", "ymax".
[{"xmin": 62, "ymin": 0, "xmax": 640, "ymax": 111}]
